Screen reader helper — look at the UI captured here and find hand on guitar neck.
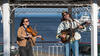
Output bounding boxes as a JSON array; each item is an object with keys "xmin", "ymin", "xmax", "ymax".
[{"xmin": 78, "ymin": 21, "xmax": 90, "ymax": 29}]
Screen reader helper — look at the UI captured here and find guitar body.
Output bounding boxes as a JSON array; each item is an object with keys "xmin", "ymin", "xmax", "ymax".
[
  {"xmin": 60, "ymin": 29, "xmax": 75, "ymax": 43},
  {"xmin": 60, "ymin": 37, "xmax": 70, "ymax": 43},
  {"xmin": 59, "ymin": 21, "xmax": 89, "ymax": 43}
]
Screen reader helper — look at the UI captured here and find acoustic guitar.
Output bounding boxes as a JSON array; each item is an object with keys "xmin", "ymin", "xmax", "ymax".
[{"xmin": 59, "ymin": 21, "xmax": 90, "ymax": 43}]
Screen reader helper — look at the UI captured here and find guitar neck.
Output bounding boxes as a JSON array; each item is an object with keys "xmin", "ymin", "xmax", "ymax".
[{"xmin": 73, "ymin": 22, "xmax": 87, "ymax": 31}]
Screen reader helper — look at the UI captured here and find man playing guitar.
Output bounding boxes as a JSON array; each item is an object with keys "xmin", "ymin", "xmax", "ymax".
[{"xmin": 56, "ymin": 12, "xmax": 86, "ymax": 56}]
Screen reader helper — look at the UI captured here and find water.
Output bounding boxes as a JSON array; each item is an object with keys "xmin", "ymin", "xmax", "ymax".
[{"xmin": 0, "ymin": 13, "xmax": 94, "ymax": 43}]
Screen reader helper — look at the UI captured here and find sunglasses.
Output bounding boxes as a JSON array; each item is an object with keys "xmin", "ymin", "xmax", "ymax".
[
  {"xmin": 63, "ymin": 15, "xmax": 66, "ymax": 16},
  {"xmin": 24, "ymin": 20, "xmax": 29, "ymax": 22}
]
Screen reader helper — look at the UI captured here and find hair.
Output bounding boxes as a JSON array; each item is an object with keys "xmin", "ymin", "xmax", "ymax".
[
  {"xmin": 20, "ymin": 17, "xmax": 29, "ymax": 27},
  {"xmin": 61, "ymin": 12, "xmax": 74, "ymax": 21}
]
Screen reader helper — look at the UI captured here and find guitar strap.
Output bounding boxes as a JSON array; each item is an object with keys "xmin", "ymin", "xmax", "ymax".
[
  {"xmin": 62, "ymin": 22, "xmax": 66, "ymax": 30},
  {"xmin": 62, "ymin": 20, "xmax": 73, "ymax": 32},
  {"xmin": 62, "ymin": 20, "xmax": 73, "ymax": 38},
  {"xmin": 69, "ymin": 20, "xmax": 73, "ymax": 38},
  {"xmin": 62, "ymin": 20, "xmax": 72, "ymax": 29}
]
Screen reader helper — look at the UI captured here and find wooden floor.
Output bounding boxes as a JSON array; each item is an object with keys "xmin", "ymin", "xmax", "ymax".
[{"xmin": 10, "ymin": 51, "xmax": 91, "ymax": 56}]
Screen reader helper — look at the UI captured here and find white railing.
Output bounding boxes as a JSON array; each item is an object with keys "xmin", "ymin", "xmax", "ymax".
[
  {"xmin": 33, "ymin": 45, "xmax": 64, "ymax": 56},
  {"xmin": 0, "ymin": 42, "xmax": 91, "ymax": 56}
]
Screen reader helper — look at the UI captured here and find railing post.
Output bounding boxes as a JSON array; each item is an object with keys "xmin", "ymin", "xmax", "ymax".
[
  {"xmin": 91, "ymin": 0, "xmax": 98, "ymax": 56},
  {"xmin": 56, "ymin": 46, "xmax": 58, "ymax": 56},
  {"xmin": 48, "ymin": 46, "xmax": 51, "ymax": 56},
  {"xmin": 2, "ymin": 0, "xmax": 10, "ymax": 56}
]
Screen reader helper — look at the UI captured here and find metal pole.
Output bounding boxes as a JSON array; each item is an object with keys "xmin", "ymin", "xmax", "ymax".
[
  {"xmin": 68, "ymin": 6, "xmax": 72, "ymax": 14},
  {"xmin": 10, "ymin": 6, "xmax": 15, "ymax": 46},
  {"xmin": 0, "ymin": 6, "xmax": 1, "ymax": 11},
  {"xmin": 91, "ymin": 0, "xmax": 98, "ymax": 56},
  {"xmin": 2, "ymin": 0, "xmax": 10, "ymax": 56}
]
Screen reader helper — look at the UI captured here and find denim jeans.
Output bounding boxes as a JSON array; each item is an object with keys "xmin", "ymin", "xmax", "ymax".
[{"xmin": 64, "ymin": 40, "xmax": 79, "ymax": 56}]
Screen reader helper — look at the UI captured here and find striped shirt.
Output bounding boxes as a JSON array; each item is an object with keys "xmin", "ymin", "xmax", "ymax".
[{"xmin": 56, "ymin": 19, "xmax": 86, "ymax": 40}]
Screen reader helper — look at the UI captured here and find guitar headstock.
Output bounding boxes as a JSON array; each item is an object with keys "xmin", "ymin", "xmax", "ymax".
[
  {"xmin": 80, "ymin": 21, "xmax": 91, "ymax": 26},
  {"xmin": 85, "ymin": 21, "xmax": 91, "ymax": 24}
]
